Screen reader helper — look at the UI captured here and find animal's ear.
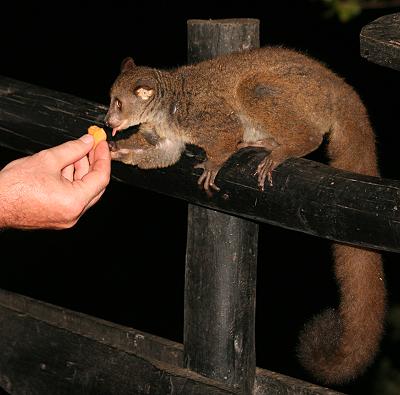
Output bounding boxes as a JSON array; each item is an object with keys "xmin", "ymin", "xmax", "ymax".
[
  {"xmin": 134, "ymin": 86, "xmax": 154, "ymax": 101},
  {"xmin": 120, "ymin": 57, "xmax": 135, "ymax": 72}
]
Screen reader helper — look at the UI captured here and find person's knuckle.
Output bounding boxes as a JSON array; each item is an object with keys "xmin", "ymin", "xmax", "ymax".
[
  {"xmin": 36, "ymin": 149, "xmax": 56, "ymax": 164},
  {"xmin": 100, "ymin": 173, "xmax": 110, "ymax": 187}
]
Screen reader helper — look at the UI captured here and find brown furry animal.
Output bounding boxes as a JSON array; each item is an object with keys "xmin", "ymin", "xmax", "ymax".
[{"xmin": 105, "ymin": 47, "xmax": 386, "ymax": 385}]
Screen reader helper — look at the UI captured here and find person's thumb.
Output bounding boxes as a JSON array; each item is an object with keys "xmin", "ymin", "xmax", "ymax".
[{"xmin": 48, "ymin": 134, "xmax": 94, "ymax": 169}]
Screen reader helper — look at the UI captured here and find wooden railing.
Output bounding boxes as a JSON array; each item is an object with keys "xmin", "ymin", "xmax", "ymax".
[{"xmin": 0, "ymin": 15, "xmax": 398, "ymax": 395}]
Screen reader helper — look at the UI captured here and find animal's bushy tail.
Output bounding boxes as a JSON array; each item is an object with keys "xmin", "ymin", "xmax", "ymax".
[
  {"xmin": 297, "ymin": 86, "xmax": 386, "ymax": 384},
  {"xmin": 298, "ymin": 245, "xmax": 385, "ymax": 384}
]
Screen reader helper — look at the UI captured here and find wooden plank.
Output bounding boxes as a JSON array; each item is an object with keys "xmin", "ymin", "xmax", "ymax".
[
  {"xmin": 360, "ymin": 12, "xmax": 400, "ymax": 71},
  {"xmin": 0, "ymin": 77, "xmax": 106, "ymax": 145},
  {"xmin": 254, "ymin": 369, "xmax": 345, "ymax": 395},
  {"xmin": 0, "ymin": 291, "xmax": 235, "ymax": 395},
  {"xmin": 1, "ymin": 75, "xmax": 400, "ymax": 254},
  {"xmin": 0, "ymin": 288, "xmax": 182, "ymax": 367},
  {"xmin": 0, "ymin": 289, "xmax": 343, "ymax": 395},
  {"xmin": 183, "ymin": 19, "xmax": 259, "ymax": 394}
]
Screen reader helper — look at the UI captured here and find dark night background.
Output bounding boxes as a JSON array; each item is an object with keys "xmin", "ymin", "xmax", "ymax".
[{"xmin": 1, "ymin": 2, "xmax": 400, "ymax": 394}]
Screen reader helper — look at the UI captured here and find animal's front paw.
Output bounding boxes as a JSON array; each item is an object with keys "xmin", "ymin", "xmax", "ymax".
[
  {"xmin": 110, "ymin": 145, "xmax": 143, "ymax": 165},
  {"xmin": 108, "ymin": 140, "xmax": 118, "ymax": 152}
]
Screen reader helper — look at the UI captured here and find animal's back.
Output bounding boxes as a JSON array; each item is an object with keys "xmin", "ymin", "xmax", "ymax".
[{"xmin": 183, "ymin": 46, "xmax": 377, "ymax": 176}]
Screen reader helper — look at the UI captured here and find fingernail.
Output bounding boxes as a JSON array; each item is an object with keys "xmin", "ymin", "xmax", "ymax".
[{"xmin": 80, "ymin": 134, "xmax": 94, "ymax": 144}]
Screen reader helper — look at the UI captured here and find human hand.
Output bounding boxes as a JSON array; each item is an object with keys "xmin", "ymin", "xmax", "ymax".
[{"xmin": 0, "ymin": 134, "xmax": 111, "ymax": 229}]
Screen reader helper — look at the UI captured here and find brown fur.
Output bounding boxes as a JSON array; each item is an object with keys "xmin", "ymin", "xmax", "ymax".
[{"xmin": 105, "ymin": 46, "xmax": 386, "ymax": 384}]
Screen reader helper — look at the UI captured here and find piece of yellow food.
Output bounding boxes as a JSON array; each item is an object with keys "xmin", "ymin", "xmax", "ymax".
[{"xmin": 88, "ymin": 125, "xmax": 107, "ymax": 147}]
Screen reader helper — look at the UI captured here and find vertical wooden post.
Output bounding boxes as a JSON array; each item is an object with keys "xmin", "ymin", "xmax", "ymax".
[{"xmin": 184, "ymin": 19, "xmax": 260, "ymax": 394}]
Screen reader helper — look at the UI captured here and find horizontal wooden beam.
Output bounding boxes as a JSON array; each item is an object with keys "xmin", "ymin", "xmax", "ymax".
[
  {"xmin": 255, "ymin": 369, "xmax": 343, "ymax": 395},
  {"xmin": 0, "ymin": 289, "xmax": 234, "ymax": 395},
  {"xmin": 360, "ymin": 13, "xmax": 400, "ymax": 71},
  {"xmin": 0, "ymin": 288, "xmax": 182, "ymax": 367},
  {"xmin": 0, "ymin": 289, "xmax": 342, "ymax": 395},
  {"xmin": 1, "ymin": 75, "xmax": 400, "ymax": 253}
]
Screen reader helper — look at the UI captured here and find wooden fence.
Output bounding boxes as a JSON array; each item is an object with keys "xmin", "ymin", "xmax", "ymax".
[{"xmin": 0, "ymin": 15, "xmax": 398, "ymax": 395}]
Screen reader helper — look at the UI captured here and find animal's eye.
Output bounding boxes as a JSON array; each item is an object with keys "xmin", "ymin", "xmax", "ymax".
[{"xmin": 115, "ymin": 99, "xmax": 122, "ymax": 110}]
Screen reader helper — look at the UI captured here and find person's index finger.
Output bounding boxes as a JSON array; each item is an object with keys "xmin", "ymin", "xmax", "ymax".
[
  {"xmin": 80, "ymin": 167, "xmax": 110, "ymax": 198},
  {"xmin": 80, "ymin": 144, "xmax": 111, "ymax": 196},
  {"xmin": 92, "ymin": 141, "xmax": 111, "ymax": 174},
  {"xmin": 89, "ymin": 139, "xmax": 110, "ymax": 167},
  {"xmin": 94, "ymin": 140, "xmax": 111, "ymax": 162}
]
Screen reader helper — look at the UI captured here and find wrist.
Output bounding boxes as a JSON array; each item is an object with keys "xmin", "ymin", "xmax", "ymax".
[
  {"xmin": 0, "ymin": 184, "xmax": 9, "ymax": 229},
  {"xmin": 0, "ymin": 171, "xmax": 18, "ymax": 229}
]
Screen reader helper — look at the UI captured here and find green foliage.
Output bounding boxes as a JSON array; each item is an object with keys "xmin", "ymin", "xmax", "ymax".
[
  {"xmin": 321, "ymin": 0, "xmax": 362, "ymax": 22},
  {"xmin": 318, "ymin": 0, "xmax": 399, "ymax": 22}
]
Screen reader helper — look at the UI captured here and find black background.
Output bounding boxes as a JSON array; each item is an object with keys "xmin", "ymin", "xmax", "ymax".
[{"xmin": 1, "ymin": 2, "xmax": 400, "ymax": 394}]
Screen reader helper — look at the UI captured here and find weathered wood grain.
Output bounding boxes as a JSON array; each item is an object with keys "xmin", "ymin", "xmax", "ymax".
[
  {"xmin": 0, "ymin": 289, "xmax": 343, "ymax": 395},
  {"xmin": 360, "ymin": 12, "xmax": 400, "ymax": 71},
  {"xmin": 0, "ymin": 289, "xmax": 234, "ymax": 395},
  {"xmin": 183, "ymin": 19, "xmax": 260, "ymax": 394}
]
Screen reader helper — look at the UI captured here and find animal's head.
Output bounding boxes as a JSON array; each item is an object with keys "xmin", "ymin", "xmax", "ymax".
[{"xmin": 105, "ymin": 58, "xmax": 157, "ymax": 136}]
